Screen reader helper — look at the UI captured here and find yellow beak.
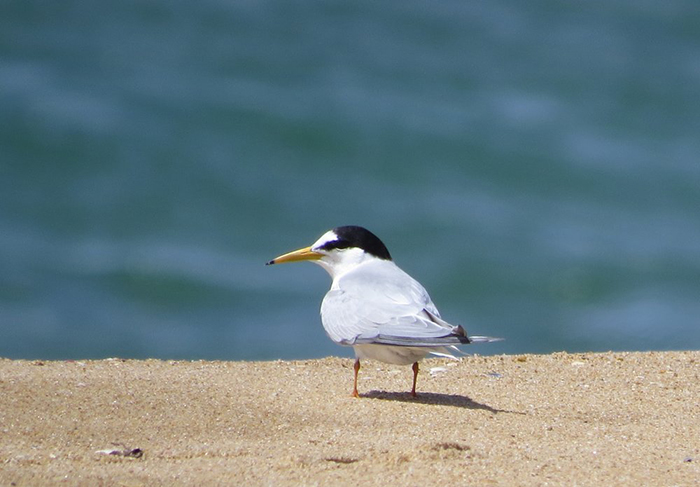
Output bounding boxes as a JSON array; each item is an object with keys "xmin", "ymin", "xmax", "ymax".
[{"xmin": 266, "ymin": 246, "xmax": 323, "ymax": 265}]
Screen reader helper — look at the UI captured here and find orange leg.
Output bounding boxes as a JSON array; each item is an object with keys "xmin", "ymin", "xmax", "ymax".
[
  {"xmin": 352, "ymin": 359, "xmax": 361, "ymax": 398},
  {"xmin": 411, "ymin": 362, "xmax": 419, "ymax": 397}
]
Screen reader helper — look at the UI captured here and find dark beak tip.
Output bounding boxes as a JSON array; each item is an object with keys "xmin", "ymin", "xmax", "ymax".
[{"xmin": 265, "ymin": 260, "xmax": 275, "ymax": 266}]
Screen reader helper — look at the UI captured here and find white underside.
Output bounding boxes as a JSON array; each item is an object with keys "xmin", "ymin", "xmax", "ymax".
[{"xmin": 352, "ymin": 344, "xmax": 458, "ymax": 365}]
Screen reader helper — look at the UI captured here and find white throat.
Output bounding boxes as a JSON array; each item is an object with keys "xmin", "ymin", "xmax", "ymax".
[{"xmin": 312, "ymin": 247, "xmax": 375, "ymax": 280}]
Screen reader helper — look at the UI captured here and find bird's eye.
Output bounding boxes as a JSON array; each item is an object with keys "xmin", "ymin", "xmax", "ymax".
[{"xmin": 318, "ymin": 239, "xmax": 351, "ymax": 252}]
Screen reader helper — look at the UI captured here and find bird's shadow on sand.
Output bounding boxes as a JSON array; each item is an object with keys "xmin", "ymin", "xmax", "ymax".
[{"xmin": 362, "ymin": 390, "xmax": 521, "ymax": 414}]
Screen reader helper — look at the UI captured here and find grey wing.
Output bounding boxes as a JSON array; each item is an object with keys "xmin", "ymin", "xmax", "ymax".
[{"xmin": 320, "ymin": 264, "xmax": 468, "ymax": 347}]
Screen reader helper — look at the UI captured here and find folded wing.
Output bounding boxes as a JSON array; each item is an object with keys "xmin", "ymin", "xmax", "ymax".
[{"xmin": 320, "ymin": 261, "xmax": 470, "ymax": 347}]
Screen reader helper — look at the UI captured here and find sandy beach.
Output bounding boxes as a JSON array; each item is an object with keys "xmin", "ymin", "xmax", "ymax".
[{"xmin": 1, "ymin": 351, "xmax": 698, "ymax": 486}]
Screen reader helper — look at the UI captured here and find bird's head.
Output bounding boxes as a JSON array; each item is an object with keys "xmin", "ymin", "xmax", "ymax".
[{"xmin": 266, "ymin": 226, "xmax": 392, "ymax": 278}]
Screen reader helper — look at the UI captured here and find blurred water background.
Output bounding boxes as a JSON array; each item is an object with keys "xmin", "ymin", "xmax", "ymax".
[{"xmin": 2, "ymin": 0, "xmax": 700, "ymax": 361}]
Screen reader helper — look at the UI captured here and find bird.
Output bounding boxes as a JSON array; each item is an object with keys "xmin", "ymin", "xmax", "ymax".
[{"xmin": 266, "ymin": 225, "xmax": 501, "ymax": 397}]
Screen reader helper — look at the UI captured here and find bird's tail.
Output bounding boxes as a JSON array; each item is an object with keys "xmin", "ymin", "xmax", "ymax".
[
  {"xmin": 468, "ymin": 335, "xmax": 504, "ymax": 343},
  {"xmin": 429, "ymin": 347, "xmax": 463, "ymax": 360}
]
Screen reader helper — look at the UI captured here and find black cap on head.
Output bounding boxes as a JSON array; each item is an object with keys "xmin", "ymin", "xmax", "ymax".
[{"xmin": 317, "ymin": 226, "xmax": 392, "ymax": 261}]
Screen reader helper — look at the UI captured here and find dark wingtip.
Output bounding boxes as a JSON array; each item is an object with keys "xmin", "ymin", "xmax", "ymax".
[{"xmin": 455, "ymin": 325, "xmax": 471, "ymax": 344}]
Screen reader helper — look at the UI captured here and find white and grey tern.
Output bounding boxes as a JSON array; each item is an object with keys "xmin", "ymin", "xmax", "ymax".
[{"xmin": 267, "ymin": 225, "xmax": 501, "ymax": 397}]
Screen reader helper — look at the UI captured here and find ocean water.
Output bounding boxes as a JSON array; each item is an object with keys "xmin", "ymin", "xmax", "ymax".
[{"xmin": 1, "ymin": 0, "xmax": 699, "ymax": 361}]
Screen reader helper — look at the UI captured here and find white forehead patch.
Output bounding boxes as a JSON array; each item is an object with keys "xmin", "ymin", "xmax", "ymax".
[{"xmin": 311, "ymin": 230, "xmax": 339, "ymax": 250}]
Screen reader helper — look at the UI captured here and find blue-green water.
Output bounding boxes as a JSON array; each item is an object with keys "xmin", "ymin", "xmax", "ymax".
[{"xmin": 2, "ymin": 1, "xmax": 700, "ymax": 360}]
